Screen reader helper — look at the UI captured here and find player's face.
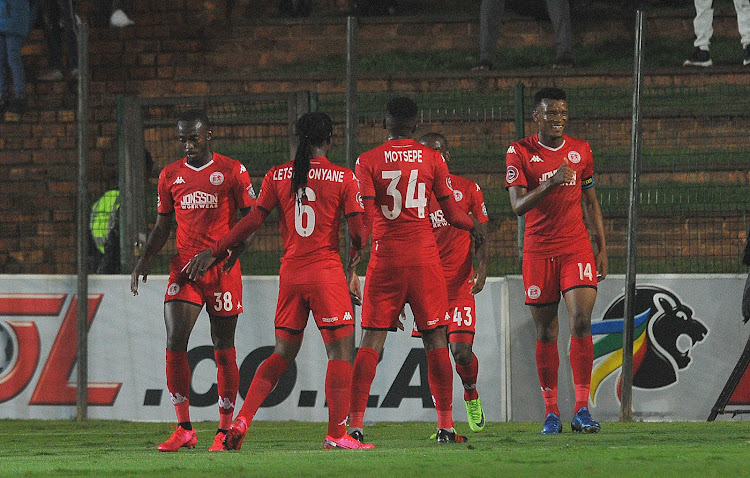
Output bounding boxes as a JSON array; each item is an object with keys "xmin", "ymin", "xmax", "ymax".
[
  {"xmin": 177, "ymin": 120, "xmax": 212, "ymax": 166},
  {"xmin": 534, "ymin": 99, "xmax": 568, "ymax": 146}
]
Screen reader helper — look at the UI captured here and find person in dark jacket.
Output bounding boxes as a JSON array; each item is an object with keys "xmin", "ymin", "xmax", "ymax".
[{"xmin": 0, "ymin": 0, "xmax": 31, "ymax": 113}]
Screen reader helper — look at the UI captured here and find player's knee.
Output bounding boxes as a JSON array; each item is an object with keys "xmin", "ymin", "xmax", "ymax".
[
  {"xmin": 450, "ymin": 344, "xmax": 473, "ymax": 365},
  {"xmin": 570, "ymin": 314, "xmax": 592, "ymax": 337}
]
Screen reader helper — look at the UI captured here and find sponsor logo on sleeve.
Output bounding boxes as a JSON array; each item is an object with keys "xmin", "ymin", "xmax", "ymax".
[{"xmin": 506, "ymin": 165, "xmax": 519, "ymax": 184}]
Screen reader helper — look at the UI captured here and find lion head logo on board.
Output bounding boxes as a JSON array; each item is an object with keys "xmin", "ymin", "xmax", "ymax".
[{"xmin": 590, "ymin": 286, "xmax": 708, "ymax": 404}]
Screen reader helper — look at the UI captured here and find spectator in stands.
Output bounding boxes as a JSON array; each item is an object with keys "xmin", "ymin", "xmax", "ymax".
[
  {"xmin": 0, "ymin": 0, "xmax": 31, "ymax": 114},
  {"xmin": 36, "ymin": 0, "xmax": 78, "ymax": 81},
  {"xmin": 472, "ymin": 0, "xmax": 574, "ymax": 70},
  {"xmin": 683, "ymin": 0, "xmax": 750, "ymax": 67}
]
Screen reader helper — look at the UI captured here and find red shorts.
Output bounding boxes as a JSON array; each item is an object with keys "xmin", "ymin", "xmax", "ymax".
[
  {"xmin": 522, "ymin": 249, "xmax": 598, "ymax": 306},
  {"xmin": 165, "ymin": 257, "xmax": 243, "ymax": 317},
  {"xmin": 412, "ymin": 286, "xmax": 476, "ymax": 344},
  {"xmin": 275, "ymin": 265, "xmax": 354, "ymax": 345},
  {"xmin": 362, "ymin": 262, "xmax": 449, "ymax": 332}
]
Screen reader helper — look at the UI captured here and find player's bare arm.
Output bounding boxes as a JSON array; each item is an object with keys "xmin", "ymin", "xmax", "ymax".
[
  {"xmin": 222, "ymin": 206, "xmax": 254, "ymax": 273},
  {"xmin": 508, "ymin": 158, "xmax": 574, "ymax": 216},
  {"xmin": 130, "ymin": 213, "xmax": 172, "ymax": 295},
  {"xmin": 471, "ymin": 220, "xmax": 489, "ymax": 295},
  {"xmin": 582, "ymin": 186, "xmax": 608, "ymax": 280}
]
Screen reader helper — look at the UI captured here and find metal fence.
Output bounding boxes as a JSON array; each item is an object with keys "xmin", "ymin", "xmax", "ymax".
[{"xmin": 123, "ymin": 83, "xmax": 750, "ymax": 275}]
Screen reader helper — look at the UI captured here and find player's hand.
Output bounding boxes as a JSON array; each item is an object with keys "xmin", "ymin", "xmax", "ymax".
[
  {"xmin": 551, "ymin": 158, "xmax": 575, "ymax": 186},
  {"xmin": 397, "ymin": 308, "xmax": 406, "ymax": 331},
  {"xmin": 469, "ymin": 219, "xmax": 486, "ymax": 247},
  {"xmin": 130, "ymin": 259, "xmax": 150, "ymax": 296},
  {"xmin": 349, "ymin": 272, "xmax": 362, "ymax": 306},
  {"xmin": 595, "ymin": 249, "xmax": 609, "ymax": 281},
  {"xmin": 471, "ymin": 264, "xmax": 487, "ymax": 295},
  {"xmin": 222, "ymin": 244, "xmax": 245, "ymax": 274},
  {"xmin": 183, "ymin": 249, "xmax": 217, "ymax": 280},
  {"xmin": 347, "ymin": 249, "xmax": 362, "ymax": 273}
]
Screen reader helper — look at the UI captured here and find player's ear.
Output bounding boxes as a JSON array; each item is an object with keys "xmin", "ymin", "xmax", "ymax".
[
  {"xmin": 206, "ymin": 129, "xmax": 213, "ymax": 141},
  {"xmin": 531, "ymin": 109, "xmax": 539, "ymax": 122}
]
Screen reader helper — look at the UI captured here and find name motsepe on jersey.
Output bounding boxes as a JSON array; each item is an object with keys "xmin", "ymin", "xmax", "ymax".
[
  {"xmin": 272, "ymin": 167, "xmax": 346, "ymax": 183},
  {"xmin": 384, "ymin": 149, "xmax": 423, "ymax": 163},
  {"xmin": 180, "ymin": 190, "xmax": 219, "ymax": 209}
]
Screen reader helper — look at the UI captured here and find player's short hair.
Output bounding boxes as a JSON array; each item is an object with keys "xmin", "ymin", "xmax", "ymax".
[
  {"xmin": 177, "ymin": 109, "xmax": 210, "ymax": 128},
  {"xmin": 386, "ymin": 97, "xmax": 418, "ymax": 121},
  {"xmin": 418, "ymin": 132, "xmax": 448, "ymax": 153},
  {"xmin": 533, "ymin": 87, "xmax": 567, "ymax": 108}
]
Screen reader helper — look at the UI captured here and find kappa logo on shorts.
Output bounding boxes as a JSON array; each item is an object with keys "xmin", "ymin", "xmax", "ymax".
[
  {"xmin": 344, "ymin": 312, "xmax": 352, "ymax": 321},
  {"xmin": 527, "ymin": 285, "xmax": 541, "ymax": 300},
  {"xmin": 506, "ymin": 165, "xmax": 519, "ymax": 184},
  {"xmin": 167, "ymin": 283, "xmax": 180, "ymax": 296},
  {"xmin": 210, "ymin": 172, "xmax": 224, "ymax": 185},
  {"xmin": 568, "ymin": 151, "xmax": 581, "ymax": 164}
]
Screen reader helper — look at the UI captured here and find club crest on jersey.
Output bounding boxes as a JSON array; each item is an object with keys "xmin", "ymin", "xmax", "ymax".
[
  {"xmin": 356, "ymin": 192, "xmax": 364, "ymax": 209},
  {"xmin": 453, "ymin": 189, "xmax": 463, "ymax": 202},
  {"xmin": 167, "ymin": 283, "xmax": 180, "ymax": 296},
  {"xmin": 506, "ymin": 165, "xmax": 519, "ymax": 184},
  {"xmin": 527, "ymin": 285, "xmax": 541, "ymax": 300},
  {"xmin": 210, "ymin": 172, "xmax": 224, "ymax": 185},
  {"xmin": 568, "ymin": 151, "xmax": 581, "ymax": 164}
]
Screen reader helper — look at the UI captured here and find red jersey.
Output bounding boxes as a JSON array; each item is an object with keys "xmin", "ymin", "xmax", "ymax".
[
  {"xmin": 505, "ymin": 133, "xmax": 595, "ymax": 258},
  {"xmin": 356, "ymin": 139, "xmax": 453, "ymax": 266},
  {"xmin": 256, "ymin": 157, "xmax": 363, "ymax": 278},
  {"xmin": 429, "ymin": 174, "xmax": 489, "ymax": 295},
  {"xmin": 157, "ymin": 152, "xmax": 256, "ymax": 265}
]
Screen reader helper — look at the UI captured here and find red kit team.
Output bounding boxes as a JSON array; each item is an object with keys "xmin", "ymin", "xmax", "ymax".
[{"xmin": 133, "ymin": 86, "xmax": 607, "ymax": 451}]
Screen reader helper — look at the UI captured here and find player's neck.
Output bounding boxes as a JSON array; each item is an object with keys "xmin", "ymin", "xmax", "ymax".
[
  {"xmin": 537, "ymin": 133, "xmax": 563, "ymax": 149},
  {"xmin": 187, "ymin": 151, "xmax": 213, "ymax": 168}
]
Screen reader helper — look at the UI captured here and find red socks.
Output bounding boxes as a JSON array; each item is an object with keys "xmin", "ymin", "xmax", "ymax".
[
  {"xmin": 325, "ymin": 359, "xmax": 352, "ymax": 438},
  {"xmin": 455, "ymin": 353, "xmax": 479, "ymax": 401},
  {"xmin": 349, "ymin": 347, "xmax": 379, "ymax": 429},
  {"xmin": 165, "ymin": 349, "xmax": 191, "ymax": 424},
  {"xmin": 215, "ymin": 348, "xmax": 239, "ymax": 430},
  {"xmin": 426, "ymin": 347, "xmax": 454, "ymax": 430},
  {"xmin": 236, "ymin": 352, "xmax": 289, "ymax": 423},
  {"xmin": 536, "ymin": 340, "xmax": 560, "ymax": 417},
  {"xmin": 570, "ymin": 335, "xmax": 594, "ymax": 412}
]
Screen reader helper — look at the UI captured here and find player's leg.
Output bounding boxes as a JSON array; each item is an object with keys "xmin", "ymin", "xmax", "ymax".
[
  {"xmin": 349, "ymin": 264, "xmax": 405, "ymax": 441},
  {"xmin": 563, "ymin": 286, "xmax": 600, "ymax": 433},
  {"xmin": 348, "ymin": 329, "xmax": 387, "ymax": 441},
  {"xmin": 159, "ymin": 299, "xmax": 202, "ymax": 451},
  {"xmin": 223, "ymin": 334, "xmax": 302, "ymax": 450},
  {"xmin": 447, "ymin": 293, "xmax": 484, "ymax": 432},
  {"xmin": 530, "ymin": 303, "xmax": 564, "ymax": 435},
  {"xmin": 560, "ymin": 250, "xmax": 600, "ymax": 432},
  {"xmin": 322, "ymin": 328, "xmax": 374, "ymax": 450},
  {"xmin": 208, "ymin": 313, "xmax": 238, "ymax": 451}
]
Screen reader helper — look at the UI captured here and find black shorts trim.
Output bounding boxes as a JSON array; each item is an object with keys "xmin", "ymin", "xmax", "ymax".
[
  {"xmin": 165, "ymin": 298, "xmax": 203, "ymax": 308},
  {"xmin": 318, "ymin": 324, "xmax": 351, "ymax": 330},
  {"xmin": 362, "ymin": 326, "xmax": 399, "ymax": 332},
  {"xmin": 526, "ymin": 300, "xmax": 560, "ymax": 307},
  {"xmin": 275, "ymin": 326, "xmax": 304, "ymax": 335},
  {"xmin": 562, "ymin": 284, "xmax": 598, "ymax": 295},
  {"xmin": 447, "ymin": 330, "xmax": 475, "ymax": 337}
]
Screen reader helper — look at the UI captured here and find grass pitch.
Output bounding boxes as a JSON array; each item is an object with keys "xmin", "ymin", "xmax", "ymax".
[{"xmin": 1, "ymin": 420, "xmax": 749, "ymax": 477}]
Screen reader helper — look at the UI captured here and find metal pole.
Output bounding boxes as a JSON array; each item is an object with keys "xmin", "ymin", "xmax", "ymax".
[
  {"xmin": 513, "ymin": 82, "xmax": 525, "ymax": 272},
  {"xmin": 345, "ymin": 15, "xmax": 359, "ymax": 363},
  {"xmin": 621, "ymin": 9, "xmax": 645, "ymax": 422},
  {"xmin": 76, "ymin": 20, "xmax": 90, "ymax": 421}
]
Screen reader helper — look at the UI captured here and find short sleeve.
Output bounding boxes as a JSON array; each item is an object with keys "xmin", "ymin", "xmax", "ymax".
[
  {"xmin": 232, "ymin": 161, "xmax": 256, "ymax": 209},
  {"xmin": 469, "ymin": 181, "xmax": 489, "ymax": 224},
  {"xmin": 355, "ymin": 156, "xmax": 374, "ymax": 198},
  {"xmin": 505, "ymin": 143, "xmax": 528, "ymax": 189},
  {"xmin": 256, "ymin": 168, "xmax": 279, "ymax": 213},
  {"xmin": 582, "ymin": 143, "xmax": 594, "ymax": 180},
  {"xmin": 343, "ymin": 169, "xmax": 365, "ymax": 216},
  {"xmin": 431, "ymin": 151, "xmax": 453, "ymax": 199},
  {"xmin": 157, "ymin": 169, "xmax": 174, "ymax": 214}
]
